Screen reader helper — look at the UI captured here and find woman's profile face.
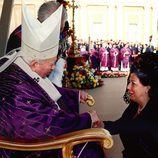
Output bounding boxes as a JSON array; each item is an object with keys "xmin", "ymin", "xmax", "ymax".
[{"xmin": 127, "ymin": 73, "xmax": 150, "ymax": 103}]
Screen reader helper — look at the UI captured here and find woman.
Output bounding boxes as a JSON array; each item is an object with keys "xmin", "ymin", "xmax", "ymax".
[{"xmin": 104, "ymin": 52, "xmax": 158, "ymax": 158}]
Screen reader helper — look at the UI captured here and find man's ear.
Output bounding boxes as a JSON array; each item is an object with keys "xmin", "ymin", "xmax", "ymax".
[{"xmin": 29, "ymin": 60, "xmax": 38, "ymax": 71}]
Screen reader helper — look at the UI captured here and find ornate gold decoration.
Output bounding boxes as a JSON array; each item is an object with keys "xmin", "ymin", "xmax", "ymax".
[
  {"xmin": 86, "ymin": 94, "xmax": 95, "ymax": 107},
  {"xmin": 0, "ymin": 128, "xmax": 113, "ymax": 158}
]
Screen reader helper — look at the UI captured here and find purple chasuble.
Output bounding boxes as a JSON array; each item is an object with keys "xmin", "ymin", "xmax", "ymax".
[
  {"xmin": 90, "ymin": 49, "xmax": 100, "ymax": 69},
  {"xmin": 0, "ymin": 63, "xmax": 104, "ymax": 158},
  {"xmin": 99, "ymin": 47, "xmax": 110, "ymax": 68},
  {"xmin": 120, "ymin": 47, "xmax": 131, "ymax": 68},
  {"xmin": 110, "ymin": 48, "xmax": 119, "ymax": 68}
]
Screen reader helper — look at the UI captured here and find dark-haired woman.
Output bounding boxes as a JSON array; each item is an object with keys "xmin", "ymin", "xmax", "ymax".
[{"xmin": 104, "ymin": 52, "xmax": 158, "ymax": 158}]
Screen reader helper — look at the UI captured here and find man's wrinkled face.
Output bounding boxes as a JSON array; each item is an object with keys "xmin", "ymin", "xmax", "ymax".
[{"xmin": 31, "ymin": 56, "xmax": 57, "ymax": 78}]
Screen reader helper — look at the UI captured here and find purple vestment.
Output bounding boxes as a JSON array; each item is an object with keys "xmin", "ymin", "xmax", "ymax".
[
  {"xmin": 120, "ymin": 47, "xmax": 131, "ymax": 68},
  {"xmin": 90, "ymin": 49, "xmax": 100, "ymax": 69},
  {"xmin": 99, "ymin": 47, "xmax": 110, "ymax": 68},
  {"xmin": 80, "ymin": 50, "xmax": 89, "ymax": 62},
  {"xmin": 0, "ymin": 63, "xmax": 104, "ymax": 158},
  {"xmin": 110, "ymin": 48, "xmax": 119, "ymax": 68}
]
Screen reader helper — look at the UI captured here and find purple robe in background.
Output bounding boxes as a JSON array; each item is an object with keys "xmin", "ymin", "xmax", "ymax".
[
  {"xmin": 99, "ymin": 47, "xmax": 110, "ymax": 70},
  {"xmin": 110, "ymin": 48, "xmax": 119, "ymax": 69},
  {"xmin": 120, "ymin": 47, "xmax": 131, "ymax": 68},
  {"xmin": 90, "ymin": 48, "xmax": 100, "ymax": 70},
  {"xmin": 0, "ymin": 63, "xmax": 104, "ymax": 158},
  {"xmin": 80, "ymin": 49, "xmax": 89, "ymax": 62}
]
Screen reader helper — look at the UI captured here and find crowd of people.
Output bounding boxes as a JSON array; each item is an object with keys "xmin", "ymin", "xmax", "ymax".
[{"xmin": 78, "ymin": 39, "xmax": 157, "ymax": 72}]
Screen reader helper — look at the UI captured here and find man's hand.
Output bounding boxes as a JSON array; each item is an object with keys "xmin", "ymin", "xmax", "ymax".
[
  {"xmin": 80, "ymin": 91, "xmax": 95, "ymax": 106},
  {"xmin": 79, "ymin": 90, "xmax": 88, "ymax": 104},
  {"xmin": 89, "ymin": 110, "xmax": 102, "ymax": 128}
]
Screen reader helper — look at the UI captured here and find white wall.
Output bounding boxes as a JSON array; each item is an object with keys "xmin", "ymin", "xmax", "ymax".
[{"xmin": 0, "ymin": 0, "xmax": 158, "ymax": 45}]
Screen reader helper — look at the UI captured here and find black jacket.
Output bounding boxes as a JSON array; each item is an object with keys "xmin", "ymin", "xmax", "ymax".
[{"xmin": 104, "ymin": 99, "xmax": 158, "ymax": 158}]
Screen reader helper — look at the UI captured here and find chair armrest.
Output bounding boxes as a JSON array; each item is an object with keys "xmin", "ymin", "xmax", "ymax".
[{"xmin": 0, "ymin": 128, "xmax": 113, "ymax": 158}]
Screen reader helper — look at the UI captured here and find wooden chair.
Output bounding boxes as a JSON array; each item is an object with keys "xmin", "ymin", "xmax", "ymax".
[{"xmin": 0, "ymin": 128, "xmax": 113, "ymax": 158}]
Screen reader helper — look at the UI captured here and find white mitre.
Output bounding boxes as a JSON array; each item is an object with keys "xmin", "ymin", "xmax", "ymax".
[{"xmin": 20, "ymin": 1, "xmax": 63, "ymax": 60}]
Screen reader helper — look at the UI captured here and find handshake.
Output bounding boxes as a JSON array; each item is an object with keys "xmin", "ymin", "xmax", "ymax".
[{"xmin": 80, "ymin": 90, "xmax": 102, "ymax": 128}]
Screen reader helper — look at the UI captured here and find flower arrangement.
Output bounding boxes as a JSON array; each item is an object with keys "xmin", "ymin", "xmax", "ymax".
[
  {"xmin": 62, "ymin": 65, "xmax": 103, "ymax": 89},
  {"xmin": 95, "ymin": 71, "xmax": 128, "ymax": 78}
]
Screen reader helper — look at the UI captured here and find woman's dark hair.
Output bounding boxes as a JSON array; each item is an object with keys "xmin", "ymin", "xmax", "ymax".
[{"xmin": 130, "ymin": 52, "xmax": 158, "ymax": 99}]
